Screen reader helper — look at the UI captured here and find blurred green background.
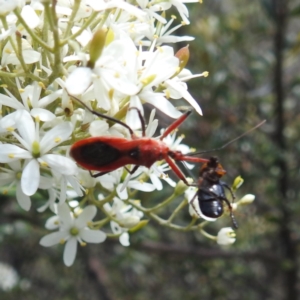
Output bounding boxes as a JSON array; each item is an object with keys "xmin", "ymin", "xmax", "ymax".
[{"xmin": 1, "ymin": 0, "xmax": 300, "ymax": 299}]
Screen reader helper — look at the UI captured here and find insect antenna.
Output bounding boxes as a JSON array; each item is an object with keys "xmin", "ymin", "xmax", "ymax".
[
  {"xmin": 69, "ymin": 94, "xmax": 135, "ymax": 136},
  {"xmin": 187, "ymin": 120, "xmax": 266, "ymax": 156}
]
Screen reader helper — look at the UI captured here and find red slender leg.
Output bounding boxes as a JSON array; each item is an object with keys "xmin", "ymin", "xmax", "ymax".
[
  {"xmin": 164, "ymin": 156, "xmax": 191, "ymax": 186},
  {"xmin": 160, "ymin": 110, "xmax": 192, "ymax": 140}
]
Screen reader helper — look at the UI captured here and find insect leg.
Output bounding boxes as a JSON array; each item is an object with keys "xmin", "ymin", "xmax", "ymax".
[
  {"xmin": 217, "ymin": 195, "xmax": 238, "ymax": 229},
  {"xmin": 165, "ymin": 156, "xmax": 192, "ymax": 186},
  {"xmin": 159, "ymin": 109, "xmax": 192, "ymax": 140},
  {"xmin": 124, "ymin": 165, "xmax": 139, "ymax": 175},
  {"xmin": 128, "ymin": 107, "xmax": 146, "ymax": 137},
  {"xmin": 222, "ymin": 182, "xmax": 236, "ymax": 202},
  {"xmin": 190, "ymin": 190, "xmax": 201, "ymax": 217},
  {"xmin": 89, "ymin": 170, "xmax": 111, "ymax": 178}
]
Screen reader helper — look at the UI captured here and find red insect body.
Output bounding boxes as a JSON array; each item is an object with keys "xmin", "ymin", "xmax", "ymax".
[{"xmin": 70, "ymin": 107, "xmax": 209, "ymax": 185}]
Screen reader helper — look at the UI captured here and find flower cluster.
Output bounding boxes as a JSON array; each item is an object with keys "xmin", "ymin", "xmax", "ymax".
[{"xmin": 0, "ymin": 0, "xmax": 254, "ymax": 266}]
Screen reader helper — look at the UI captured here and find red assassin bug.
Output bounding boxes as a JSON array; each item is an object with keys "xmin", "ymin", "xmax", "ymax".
[
  {"xmin": 69, "ymin": 96, "xmax": 209, "ymax": 185},
  {"xmin": 187, "ymin": 120, "xmax": 266, "ymax": 228}
]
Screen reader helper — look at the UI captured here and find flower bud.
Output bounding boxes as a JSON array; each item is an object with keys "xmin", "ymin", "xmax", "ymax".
[
  {"xmin": 120, "ymin": 216, "xmax": 140, "ymax": 229},
  {"xmin": 237, "ymin": 194, "xmax": 255, "ymax": 205},
  {"xmin": 88, "ymin": 29, "xmax": 107, "ymax": 68},
  {"xmin": 232, "ymin": 175, "xmax": 244, "ymax": 191},
  {"xmin": 175, "ymin": 45, "xmax": 190, "ymax": 72},
  {"xmin": 128, "ymin": 220, "xmax": 149, "ymax": 233},
  {"xmin": 216, "ymin": 227, "xmax": 236, "ymax": 245},
  {"xmin": 174, "ymin": 179, "xmax": 190, "ymax": 196}
]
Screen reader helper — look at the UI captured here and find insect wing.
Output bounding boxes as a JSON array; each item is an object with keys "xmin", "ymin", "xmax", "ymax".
[{"xmin": 70, "ymin": 137, "xmax": 122, "ymax": 170}]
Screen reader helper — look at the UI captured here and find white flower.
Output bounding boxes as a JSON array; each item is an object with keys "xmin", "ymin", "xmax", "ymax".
[
  {"xmin": 125, "ymin": 45, "xmax": 183, "ymax": 128},
  {"xmin": 0, "ymin": 161, "xmax": 53, "ymax": 211},
  {"xmin": 0, "ymin": 79, "xmax": 63, "ymax": 115},
  {"xmin": 1, "ymin": 37, "xmax": 41, "ymax": 66},
  {"xmin": 86, "ymin": 0, "xmax": 147, "ymax": 20},
  {"xmin": 216, "ymin": 227, "xmax": 236, "ymax": 245},
  {"xmin": 164, "ymin": 70, "xmax": 209, "ymax": 116},
  {"xmin": 0, "ymin": 0, "xmax": 18, "ymax": 16},
  {"xmin": 103, "ymin": 197, "xmax": 143, "ymax": 246},
  {"xmin": 0, "ymin": 262, "xmax": 19, "ymax": 291},
  {"xmin": 165, "ymin": 0, "xmax": 199, "ymax": 24},
  {"xmin": 40, "ymin": 203, "xmax": 106, "ymax": 266},
  {"xmin": 0, "ymin": 110, "xmax": 77, "ymax": 196},
  {"xmin": 163, "ymin": 131, "xmax": 191, "ymax": 154},
  {"xmin": 65, "ymin": 37, "xmax": 139, "ymax": 109},
  {"xmin": 116, "ymin": 170, "xmax": 156, "ymax": 200},
  {"xmin": 142, "ymin": 15, "xmax": 194, "ymax": 46},
  {"xmin": 186, "ymin": 186, "xmax": 217, "ymax": 222}
]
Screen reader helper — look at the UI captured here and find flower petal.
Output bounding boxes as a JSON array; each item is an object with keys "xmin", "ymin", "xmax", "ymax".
[
  {"xmin": 0, "ymin": 93, "xmax": 24, "ymax": 109},
  {"xmin": 141, "ymin": 91, "xmax": 182, "ymax": 118},
  {"xmin": 40, "ymin": 231, "xmax": 67, "ymax": 247},
  {"xmin": 57, "ymin": 203, "xmax": 73, "ymax": 228},
  {"xmin": 119, "ymin": 232, "xmax": 130, "ymax": 247},
  {"xmin": 165, "ymin": 79, "xmax": 202, "ymax": 115},
  {"xmin": 31, "ymin": 108, "xmax": 56, "ymax": 122},
  {"xmin": 38, "ymin": 89, "xmax": 63, "ymax": 107},
  {"xmin": 40, "ymin": 154, "xmax": 78, "ymax": 175},
  {"xmin": 63, "ymin": 238, "xmax": 78, "ymax": 267},
  {"xmin": 16, "ymin": 182, "xmax": 31, "ymax": 211},
  {"xmin": 22, "ymin": 49, "xmax": 41, "ymax": 64},
  {"xmin": 127, "ymin": 180, "xmax": 156, "ymax": 192},
  {"xmin": 15, "ymin": 110, "xmax": 35, "ymax": 146},
  {"xmin": 40, "ymin": 122, "xmax": 73, "ymax": 154},
  {"xmin": 65, "ymin": 67, "xmax": 92, "ymax": 95},
  {"xmin": 21, "ymin": 5, "xmax": 40, "ymax": 29},
  {"xmin": 45, "ymin": 215, "xmax": 60, "ymax": 230},
  {"xmin": 150, "ymin": 173, "xmax": 163, "ymax": 191},
  {"xmin": 116, "ymin": 183, "xmax": 128, "ymax": 200},
  {"xmin": 80, "ymin": 229, "xmax": 106, "ymax": 243},
  {"xmin": 0, "ymin": 144, "xmax": 31, "ymax": 162},
  {"xmin": 75, "ymin": 205, "xmax": 97, "ymax": 228},
  {"xmin": 21, "ymin": 159, "xmax": 40, "ymax": 196}
]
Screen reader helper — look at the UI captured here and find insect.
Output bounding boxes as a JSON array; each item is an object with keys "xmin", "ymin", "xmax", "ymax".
[
  {"xmin": 190, "ymin": 156, "xmax": 238, "ymax": 228},
  {"xmin": 69, "ymin": 97, "xmax": 209, "ymax": 185},
  {"xmin": 187, "ymin": 120, "xmax": 266, "ymax": 228}
]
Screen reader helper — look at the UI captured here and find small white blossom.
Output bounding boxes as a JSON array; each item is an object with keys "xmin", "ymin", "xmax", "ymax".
[
  {"xmin": 0, "ymin": 110, "xmax": 77, "ymax": 196},
  {"xmin": 103, "ymin": 197, "xmax": 143, "ymax": 246},
  {"xmin": 40, "ymin": 203, "xmax": 106, "ymax": 266},
  {"xmin": 0, "ymin": 262, "xmax": 19, "ymax": 291},
  {"xmin": 216, "ymin": 227, "xmax": 236, "ymax": 245},
  {"xmin": 237, "ymin": 194, "xmax": 255, "ymax": 205},
  {"xmin": 0, "ymin": 0, "xmax": 18, "ymax": 16},
  {"xmin": 1, "ymin": 37, "xmax": 41, "ymax": 66},
  {"xmin": 0, "ymin": 161, "xmax": 53, "ymax": 211}
]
